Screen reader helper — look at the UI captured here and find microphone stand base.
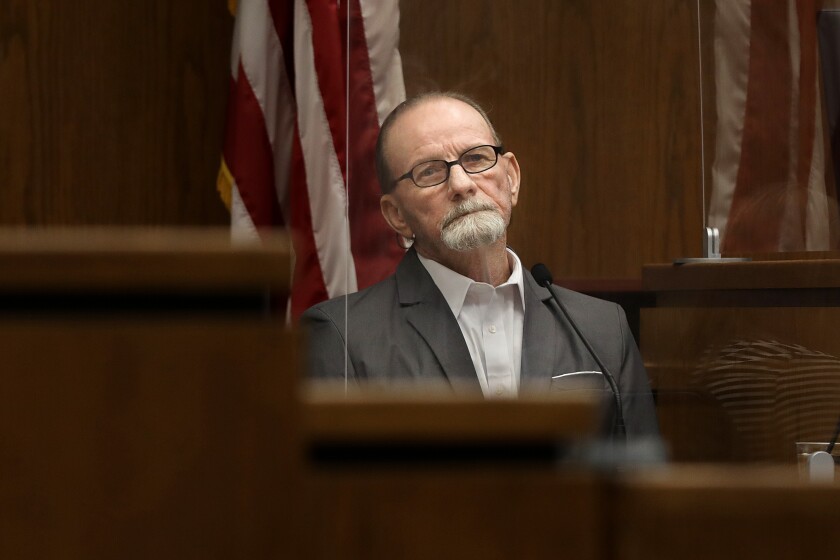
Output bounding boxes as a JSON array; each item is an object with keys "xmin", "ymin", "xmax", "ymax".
[{"xmin": 673, "ymin": 257, "xmax": 751, "ymax": 265}]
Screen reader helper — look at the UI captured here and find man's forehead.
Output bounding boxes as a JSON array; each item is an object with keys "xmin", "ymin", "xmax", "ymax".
[
  {"xmin": 386, "ymin": 97, "xmax": 494, "ymax": 159},
  {"xmin": 397, "ymin": 97, "xmax": 490, "ymax": 136}
]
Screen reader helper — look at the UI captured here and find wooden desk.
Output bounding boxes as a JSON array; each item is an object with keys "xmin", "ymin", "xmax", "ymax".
[
  {"xmin": 612, "ymin": 466, "xmax": 840, "ymax": 560},
  {"xmin": 0, "ymin": 227, "xmax": 290, "ymax": 293},
  {"xmin": 0, "ymin": 229, "xmax": 298, "ymax": 558},
  {"xmin": 299, "ymin": 387, "xmax": 603, "ymax": 560}
]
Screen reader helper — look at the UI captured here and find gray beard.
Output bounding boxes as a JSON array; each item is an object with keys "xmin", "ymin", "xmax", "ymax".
[{"xmin": 440, "ymin": 199, "xmax": 506, "ymax": 252}]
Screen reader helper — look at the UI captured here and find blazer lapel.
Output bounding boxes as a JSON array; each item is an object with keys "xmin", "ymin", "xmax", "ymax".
[
  {"xmin": 396, "ymin": 250, "xmax": 481, "ymax": 393},
  {"xmin": 520, "ymin": 271, "xmax": 586, "ymax": 392},
  {"xmin": 520, "ymin": 271, "xmax": 599, "ymax": 390},
  {"xmin": 520, "ymin": 273, "xmax": 557, "ymax": 392}
]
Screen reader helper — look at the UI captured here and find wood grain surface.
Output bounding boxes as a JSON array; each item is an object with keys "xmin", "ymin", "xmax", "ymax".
[
  {"xmin": 1, "ymin": 1, "xmax": 705, "ymax": 282},
  {"xmin": 0, "ymin": 227, "xmax": 291, "ymax": 292},
  {"xmin": 613, "ymin": 466, "xmax": 840, "ymax": 560},
  {"xmin": 0, "ymin": 1, "xmax": 232, "ymax": 226},
  {"xmin": 400, "ymin": 0, "xmax": 704, "ymax": 279},
  {"xmin": 301, "ymin": 386, "xmax": 598, "ymax": 442},
  {"xmin": 0, "ymin": 320, "xmax": 300, "ymax": 558}
]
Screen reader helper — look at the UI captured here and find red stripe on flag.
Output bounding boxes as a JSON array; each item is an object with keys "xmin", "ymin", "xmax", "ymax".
[
  {"xmin": 222, "ymin": 69, "xmax": 284, "ymax": 228},
  {"xmin": 724, "ymin": 0, "xmax": 792, "ymax": 252},
  {"xmin": 307, "ymin": 0, "xmax": 348, "ymax": 182},
  {"xmin": 289, "ymin": 127, "xmax": 329, "ymax": 318},
  {"xmin": 222, "ymin": 0, "xmax": 405, "ymax": 317},
  {"xmin": 345, "ymin": 0, "xmax": 404, "ymax": 288},
  {"xmin": 268, "ymin": 0, "xmax": 296, "ymax": 94}
]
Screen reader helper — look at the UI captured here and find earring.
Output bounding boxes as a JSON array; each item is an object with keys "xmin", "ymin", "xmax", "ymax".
[{"xmin": 397, "ymin": 233, "xmax": 415, "ymax": 250}]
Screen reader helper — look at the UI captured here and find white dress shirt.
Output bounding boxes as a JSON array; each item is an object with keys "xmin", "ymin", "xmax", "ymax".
[{"xmin": 417, "ymin": 249, "xmax": 525, "ymax": 398}]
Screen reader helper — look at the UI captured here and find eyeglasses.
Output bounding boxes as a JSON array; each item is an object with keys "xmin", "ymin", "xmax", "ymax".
[{"xmin": 394, "ymin": 145, "xmax": 504, "ymax": 188}]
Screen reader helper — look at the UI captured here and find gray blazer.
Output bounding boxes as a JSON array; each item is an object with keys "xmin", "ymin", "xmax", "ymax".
[{"xmin": 302, "ymin": 249, "xmax": 658, "ymax": 437}]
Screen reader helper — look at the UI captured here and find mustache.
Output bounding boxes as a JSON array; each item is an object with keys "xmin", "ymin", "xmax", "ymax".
[{"xmin": 440, "ymin": 199, "xmax": 497, "ymax": 229}]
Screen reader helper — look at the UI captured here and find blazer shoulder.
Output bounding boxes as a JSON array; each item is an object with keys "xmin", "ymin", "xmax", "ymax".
[
  {"xmin": 301, "ymin": 273, "xmax": 400, "ymax": 323},
  {"xmin": 552, "ymin": 285, "xmax": 622, "ymax": 315}
]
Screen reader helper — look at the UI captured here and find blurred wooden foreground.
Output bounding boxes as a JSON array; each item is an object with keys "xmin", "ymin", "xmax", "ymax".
[{"xmin": 1, "ymin": 230, "xmax": 840, "ymax": 560}]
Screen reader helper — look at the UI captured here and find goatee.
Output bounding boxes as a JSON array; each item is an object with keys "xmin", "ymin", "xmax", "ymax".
[{"xmin": 440, "ymin": 199, "xmax": 506, "ymax": 251}]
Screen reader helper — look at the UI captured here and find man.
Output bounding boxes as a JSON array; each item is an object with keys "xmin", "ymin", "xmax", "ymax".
[{"xmin": 303, "ymin": 92, "xmax": 658, "ymax": 437}]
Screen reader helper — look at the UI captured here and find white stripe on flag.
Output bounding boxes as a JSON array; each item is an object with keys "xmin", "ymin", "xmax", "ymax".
[
  {"xmin": 232, "ymin": 0, "xmax": 296, "ymax": 226},
  {"xmin": 230, "ymin": 182, "xmax": 259, "ymax": 242},
  {"xmin": 236, "ymin": 0, "xmax": 283, "ymax": 142},
  {"xmin": 709, "ymin": 0, "xmax": 751, "ymax": 232},
  {"xmin": 806, "ymin": 77, "xmax": 831, "ymax": 250},
  {"xmin": 294, "ymin": 0, "xmax": 358, "ymax": 298},
  {"xmin": 780, "ymin": 0, "xmax": 802, "ymax": 250},
  {"xmin": 360, "ymin": 0, "xmax": 406, "ymax": 126}
]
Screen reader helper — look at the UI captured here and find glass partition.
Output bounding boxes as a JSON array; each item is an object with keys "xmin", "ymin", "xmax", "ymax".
[
  {"xmin": 328, "ymin": 0, "xmax": 670, "ymax": 441},
  {"xmin": 638, "ymin": 0, "xmax": 840, "ymax": 468},
  {"xmin": 701, "ymin": 0, "xmax": 840, "ymax": 254},
  {"xmin": 318, "ymin": 0, "xmax": 840, "ymax": 470}
]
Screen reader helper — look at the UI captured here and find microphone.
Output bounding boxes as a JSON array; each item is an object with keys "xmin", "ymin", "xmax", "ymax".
[{"xmin": 531, "ymin": 263, "xmax": 626, "ymax": 437}]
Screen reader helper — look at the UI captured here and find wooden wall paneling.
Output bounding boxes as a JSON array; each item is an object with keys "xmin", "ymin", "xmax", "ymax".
[
  {"xmin": 0, "ymin": 1, "xmax": 232, "ymax": 226},
  {"xmin": 399, "ymin": 0, "xmax": 704, "ymax": 280},
  {"xmin": 1, "ymin": 0, "xmax": 706, "ymax": 269}
]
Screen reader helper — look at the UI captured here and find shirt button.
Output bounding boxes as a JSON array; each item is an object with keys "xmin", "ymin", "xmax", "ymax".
[
  {"xmin": 488, "ymin": 325, "xmax": 497, "ymax": 333},
  {"xmin": 495, "ymin": 387, "xmax": 504, "ymax": 396}
]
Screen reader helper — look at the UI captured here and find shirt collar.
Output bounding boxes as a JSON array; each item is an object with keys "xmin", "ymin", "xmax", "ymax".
[{"xmin": 417, "ymin": 249, "xmax": 525, "ymax": 317}]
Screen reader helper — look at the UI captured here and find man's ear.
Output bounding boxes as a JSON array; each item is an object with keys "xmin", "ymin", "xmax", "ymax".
[
  {"xmin": 380, "ymin": 194, "xmax": 413, "ymax": 238},
  {"xmin": 503, "ymin": 152, "xmax": 521, "ymax": 206}
]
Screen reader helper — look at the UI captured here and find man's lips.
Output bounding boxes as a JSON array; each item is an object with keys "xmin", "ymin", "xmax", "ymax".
[
  {"xmin": 442, "ymin": 205, "xmax": 494, "ymax": 229},
  {"xmin": 447, "ymin": 209, "xmax": 479, "ymax": 224}
]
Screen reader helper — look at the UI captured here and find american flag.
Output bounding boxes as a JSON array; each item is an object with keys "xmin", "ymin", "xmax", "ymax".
[
  {"xmin": 217, "ymin": 0, "xmax": 405, "ymax": 317},
  {"xmin": 709, "ymin": 0, "xmax": 840, "ymax": 252}
]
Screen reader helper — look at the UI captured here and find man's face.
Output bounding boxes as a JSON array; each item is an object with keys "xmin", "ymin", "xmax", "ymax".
[{"xmin": 380, "ymin": 98, "xmax": 520, "ymax": 262}]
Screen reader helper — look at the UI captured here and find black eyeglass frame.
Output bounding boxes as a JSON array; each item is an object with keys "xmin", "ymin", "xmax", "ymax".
[{"xmin": 393, "ymin": 144, "xmax": 505, "ymax": 189}]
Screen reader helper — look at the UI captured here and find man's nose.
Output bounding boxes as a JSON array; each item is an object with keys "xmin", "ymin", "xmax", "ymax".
[{"xmin": 447, "ymin": 164, "xmax": 476, "ymax": 198}]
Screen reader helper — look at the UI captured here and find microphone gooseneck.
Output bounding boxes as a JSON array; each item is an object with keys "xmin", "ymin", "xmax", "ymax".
[
  {"xmin": 531, "ymin": 263, "xmax": 627, "ymax": 438},
  {"xmin": 827, "ymin": 416, "xmax": 840, "ymax": 454}
]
